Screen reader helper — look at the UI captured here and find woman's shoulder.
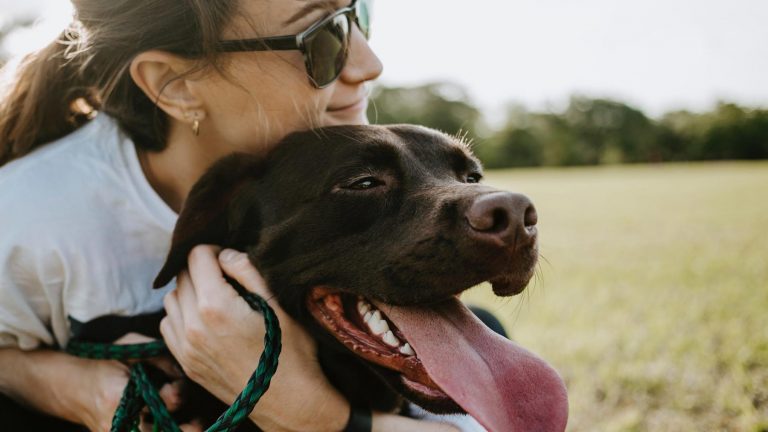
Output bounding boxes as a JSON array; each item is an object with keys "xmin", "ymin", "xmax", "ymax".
[
  {"xmin": 0, "ymin": 114, "xmax": 124, "ymax": 184},
  {"xmin": 0, "ymin": 114, "xmax": 171, "ymax": 243},
  {"xmin": 1, "ymin": 116, "xmax": 114, "ymax": 204}
]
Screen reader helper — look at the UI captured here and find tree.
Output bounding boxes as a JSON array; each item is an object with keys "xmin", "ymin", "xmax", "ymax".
[
  {"xmin": 367, "ymin": 82, "xmax": 485, "ymax": 139},
  {"xmin": 474, "ymin": 105, "xmax": 544, "ymax": 168},
  {"xmin": 660, "ymin": 104, "xmax": 768, "ymax": 161},
  {"xmin": 367, "ymin": 82, "xmax": 768, "ymax": 168},
  {"xmin": 700, "ymin": 103, "xmax": 768, "ymax": 160},
  {"xmin": 480, "ymin": 97, "xmax": 662, "ymax": 167},
  {"xmin": 561, "ymin": 97, "xmax": 659, "ymax": 164}
]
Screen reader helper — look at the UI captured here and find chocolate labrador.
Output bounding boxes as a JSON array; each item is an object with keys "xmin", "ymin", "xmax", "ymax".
[{"xmin": 154, "ymin": 124, "xmax": 568, "ymax": 431}]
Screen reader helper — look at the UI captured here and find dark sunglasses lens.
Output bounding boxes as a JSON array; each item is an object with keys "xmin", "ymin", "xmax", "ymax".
[
  {"xmin": 305, "ymin": 15, "xmax": 350, "ymax": 87},
  {"xmin": 356, "ymin": 0, "xmax": 371, "ymax": 39}
]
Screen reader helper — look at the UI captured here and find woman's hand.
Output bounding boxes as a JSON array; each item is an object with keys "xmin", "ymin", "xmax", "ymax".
[
  {"xmin": 80, "ymin": 333, "xmax": 199, "ymax": 432},
  {"xmin": 67, "ymin": 356, "xmax": 130, "ymax": 432},
  {"xmin": 160, "ymin": 246, "xmax": 350, "ymax": 432}
]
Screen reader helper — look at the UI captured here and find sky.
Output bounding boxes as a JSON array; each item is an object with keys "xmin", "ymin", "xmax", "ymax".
[{"xmin": 2, "ymin": 0, "xmax": 767, "ymax": 120}]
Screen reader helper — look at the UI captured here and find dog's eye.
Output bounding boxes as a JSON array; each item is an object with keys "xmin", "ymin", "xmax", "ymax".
[
  {"xmin": 466, "ymin": 173, "xmax": 483, "ymax": 184},
  {"xmin": 346, "ymin": 176, "xmax": 384, "ymax": 190}
]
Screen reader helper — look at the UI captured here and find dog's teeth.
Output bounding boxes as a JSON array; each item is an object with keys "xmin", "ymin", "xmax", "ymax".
[
  {"xmin": 368, "ymin": 311, "xmax": 389, "ymax": 335},
  {"xmin": 383, "ymin": 331, "xmax": 400, "ymax": 347},
  {"xmin": 370, "ymin": 319, "xmax": 389, "ymax": 336},
  {"xmin": 370, "ymin": 310, "xmax": 382, "ymax": 323},
  {"xmin": 363, "ymin": 311, "xmax": 373, "ymax": 323},
  {"xmin": 357, "ymin": 301, "xmax": 371, "ymax": 316},
  {"xmin": 399, "ymin": 343, "xmax": 415, "ymax": 356}
]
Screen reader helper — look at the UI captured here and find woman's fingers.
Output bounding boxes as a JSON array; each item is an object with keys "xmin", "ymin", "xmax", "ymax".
[
  {"xmin": 114, "ymin": 332, "xmax": 155, "ymax": 345},
  {"xmin": 161, "ymin": 289, "xmax": 182, "ymax": 343},
  {"xmin": 179, "ymin": 420, "xmax": 205, "ymax": 432},
  {"xmin": 218, "ymin": 249, "xmax": 272, "ymax": 299},
  {"xmin": 140, "ymin": 415, "xmax": 203, "ymax": 432},
  {"xmin": 113, "ymin": 333, "xmax": 181, "ymax": 380},
  {"xmin": 173, "ymin": 270, "xmax": 200, "ymax": 327},
  {"xmin": 186, "ymin": 245, "xmax": 232, "ymax": 305},
  {"xmin": 182, "ymin": 245, "xmax": 271, "ymax": 313},
  {"xmin": 157, "ymin": 380, "xmax": 184, "ymax": 412}
]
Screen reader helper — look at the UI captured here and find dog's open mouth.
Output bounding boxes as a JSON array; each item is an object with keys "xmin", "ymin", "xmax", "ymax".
[
  {"xmin": 307, "ymin": 285, "xmax": 570, "ymax": 432},
  {"xmin": 307, "ymin": 286, "xmax": 451, "ymax": 404}
]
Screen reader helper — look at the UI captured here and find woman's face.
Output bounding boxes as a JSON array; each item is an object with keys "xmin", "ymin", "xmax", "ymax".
[{"xmin": 192, "ymin": 0, "xmax": 383, "ymax": 156}]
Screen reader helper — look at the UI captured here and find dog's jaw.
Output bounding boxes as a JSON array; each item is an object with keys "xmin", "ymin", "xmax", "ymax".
[{"xmin": 306, "ymin": 287, "xmax": 464, "ymax": 412}]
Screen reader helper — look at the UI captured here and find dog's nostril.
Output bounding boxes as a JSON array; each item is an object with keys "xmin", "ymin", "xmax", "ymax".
[
  {"xmin": 469, "ymin": 208, "xmax": 509, "ymax": 233},
  {"xmin": 490, "ymin": 208, "xmax": 510, "ymax": 233},
  {"xmin": 467, "ymin": 206, "xmax": 510, "ymax": 234},
  {"xmin": 524, "ymin": 205, "xmax": 538, "ymax": 228}
]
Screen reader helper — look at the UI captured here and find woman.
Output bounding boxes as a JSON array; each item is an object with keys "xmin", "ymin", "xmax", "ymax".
[{"xmin": 0, "ymin": 0, "xmax": 465, "ymax": 430}]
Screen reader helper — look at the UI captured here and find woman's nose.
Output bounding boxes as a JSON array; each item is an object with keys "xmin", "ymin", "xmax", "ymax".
[{"xmin": 339, "ymin": 26, "xmax": 383, "ymax": 84}]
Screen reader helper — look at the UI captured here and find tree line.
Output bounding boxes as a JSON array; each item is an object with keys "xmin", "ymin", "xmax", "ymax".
[
  {"xmin": 3, "ymin": 24, "xmax": 765, "ymax": 169},
  {"xmin": 367, "ymin": 83, "xmax": 768, "ymax": 168}
]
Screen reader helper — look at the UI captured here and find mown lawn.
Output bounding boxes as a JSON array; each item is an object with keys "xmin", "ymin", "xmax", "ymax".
[{"xmin": 462, "ymin": 161, "xmax": 768, "ymax": 432}]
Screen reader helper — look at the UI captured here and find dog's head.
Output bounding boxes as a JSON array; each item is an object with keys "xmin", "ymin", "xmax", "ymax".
[{"xmin": 154, "ymin": 125, "xmax": 567, "ymax": 432}]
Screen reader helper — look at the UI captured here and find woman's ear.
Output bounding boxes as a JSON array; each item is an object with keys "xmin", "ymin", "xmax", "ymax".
[{"xmin": 129, "ymin": 51, "xmax": 206, "ymax": 123}]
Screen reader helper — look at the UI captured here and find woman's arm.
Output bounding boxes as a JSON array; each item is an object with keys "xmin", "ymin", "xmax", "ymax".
[
  {"xmin": 0, "ymin": 341, "xmax": 191, "ymax": 432},
  {"xmin": 162, "ymin": 247, "xmax": 461, "ymax": 432},
  {"xmin": 0, "ymin": 347, "xmax": 132, "ymax": 431}
]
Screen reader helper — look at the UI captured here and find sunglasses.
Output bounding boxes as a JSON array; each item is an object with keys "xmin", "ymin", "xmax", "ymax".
[{"xmin": 217, "ymin": 0, "xmax": 371, "ymax": 88}]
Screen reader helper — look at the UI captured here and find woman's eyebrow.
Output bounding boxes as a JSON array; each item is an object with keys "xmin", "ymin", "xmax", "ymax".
[{"xmin": 284, "ymin": 0, "xmax": 340, "ymax": 26}]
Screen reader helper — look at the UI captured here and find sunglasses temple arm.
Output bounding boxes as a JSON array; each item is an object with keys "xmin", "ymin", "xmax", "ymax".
[{"xmin": 217, "ymin": 35, "xmax": 300, "ymax": 52}]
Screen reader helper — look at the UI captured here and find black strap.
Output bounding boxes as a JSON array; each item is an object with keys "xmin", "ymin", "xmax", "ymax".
[{"xmin": 343, "ymin": 406, "xmax": 372, "ymax": 432}]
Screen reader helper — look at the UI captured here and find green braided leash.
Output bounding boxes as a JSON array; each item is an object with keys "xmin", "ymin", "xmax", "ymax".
[{"xmin": 66, "ymin": 278, "xmax": 282, "ymax": 432}]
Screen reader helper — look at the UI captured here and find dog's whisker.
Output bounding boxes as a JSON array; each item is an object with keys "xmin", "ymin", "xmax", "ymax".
[
  {"xmin": 538, "ymin": 253, "xmax": 553, "ymax": 269},
  {"xmin": 451, "ymin": 129, "xmax": 475, "ymax": 151}
]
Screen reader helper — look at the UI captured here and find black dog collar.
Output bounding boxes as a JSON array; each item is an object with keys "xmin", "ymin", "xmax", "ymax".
[{"xmin": 343, "ymin": 406, "xmax": 372, "ymax": 432}]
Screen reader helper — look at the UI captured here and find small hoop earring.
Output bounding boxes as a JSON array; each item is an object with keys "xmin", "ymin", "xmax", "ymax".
[{"xmin": 192, "ymin": 119, "xmax": 200, "ymax": 136}]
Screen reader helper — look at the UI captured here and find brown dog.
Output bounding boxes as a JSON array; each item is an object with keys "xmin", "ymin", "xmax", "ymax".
[{"xmin": 154, "ymin": 125, "xmax": 568, "ymax": 431}]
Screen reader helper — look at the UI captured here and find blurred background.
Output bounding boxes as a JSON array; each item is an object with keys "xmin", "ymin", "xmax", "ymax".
[{"xmin": 2, "ymin": 1, "xmax": 766, "ymax": 431}]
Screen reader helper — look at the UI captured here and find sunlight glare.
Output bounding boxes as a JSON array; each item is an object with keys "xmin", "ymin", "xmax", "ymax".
[{"xmin": 2, "ymin": 2, "xmax": 75, "ymax": 58}]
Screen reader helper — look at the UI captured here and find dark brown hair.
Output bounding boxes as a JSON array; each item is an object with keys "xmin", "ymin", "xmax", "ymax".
[{"xmin": 0, "ymin": 0, "xmax": 239, "ymax": 167}]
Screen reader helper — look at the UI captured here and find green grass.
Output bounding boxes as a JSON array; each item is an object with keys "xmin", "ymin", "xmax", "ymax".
[{"xmin": 462, "ymin": 161, "xmax": 768, "ymax": 432}]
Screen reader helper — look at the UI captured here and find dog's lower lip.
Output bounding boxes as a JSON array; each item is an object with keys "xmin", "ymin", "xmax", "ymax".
[{"xmin": 401, "ymin": 375, "xmax": 451, "ymax": 400}]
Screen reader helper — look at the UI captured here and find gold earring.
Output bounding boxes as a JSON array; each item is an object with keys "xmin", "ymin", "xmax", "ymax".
[{"xmin": 192, "ymin": 119, "xmax": 200, "ymax": 136}]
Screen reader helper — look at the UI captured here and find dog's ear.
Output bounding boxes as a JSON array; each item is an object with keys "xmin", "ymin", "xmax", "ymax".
[{"xmin": 153, "ymin": 153, "xmax": 262, "ymax": 288}]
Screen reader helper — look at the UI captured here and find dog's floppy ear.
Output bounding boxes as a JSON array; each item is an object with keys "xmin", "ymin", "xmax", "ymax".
[{"xmin": 153, "ymin": 153, "xmax": 262, "ymax": 288}]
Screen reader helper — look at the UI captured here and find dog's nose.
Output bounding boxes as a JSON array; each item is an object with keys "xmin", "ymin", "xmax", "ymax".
[{"xmin": 465, "ymin": 192, "xmax": 537, "ymax": 246}]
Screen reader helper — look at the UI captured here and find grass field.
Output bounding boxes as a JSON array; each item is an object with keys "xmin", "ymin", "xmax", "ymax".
[{"xmin": 462, "ymin": 161, "xmax": 768, "ymax": 432}]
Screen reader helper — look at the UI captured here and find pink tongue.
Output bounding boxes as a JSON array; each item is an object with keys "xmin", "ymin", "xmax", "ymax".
[{"xmin": 374, "ymin": 299, "xmax": 568, "ymax": 432}]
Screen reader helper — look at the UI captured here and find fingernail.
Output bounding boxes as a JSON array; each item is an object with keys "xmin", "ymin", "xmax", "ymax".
[{"xmin": 220, "ymin": 249, "xmax": 240, "ymax": 263}]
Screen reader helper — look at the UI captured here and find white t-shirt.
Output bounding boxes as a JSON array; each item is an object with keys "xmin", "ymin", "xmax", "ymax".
[{"xmin": 0, "ymin": 114, "xmax": 176, "ymax": 349}]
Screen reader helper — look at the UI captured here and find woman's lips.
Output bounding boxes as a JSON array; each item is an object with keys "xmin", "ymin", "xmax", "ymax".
[{"xmin": 327, "ymin": 98, "xmax": 367, "ymax": 114}]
